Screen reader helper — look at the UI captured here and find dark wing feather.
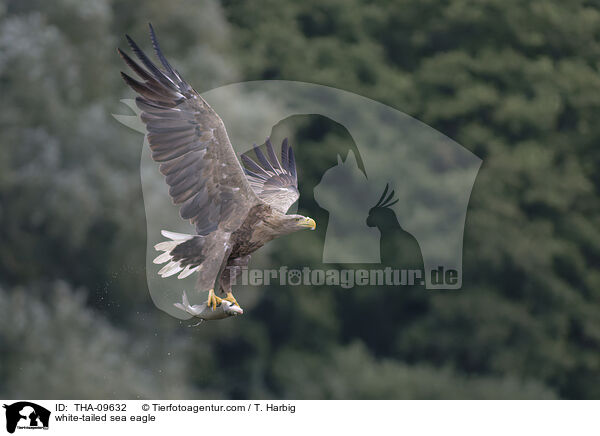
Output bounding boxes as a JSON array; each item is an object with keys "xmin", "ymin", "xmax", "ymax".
[
  {"xmin": 120, "ymin": 25, "xmax": 259, "ymax": 235},
  {"xmin": 242, "ymin": 138, "xmax": 299, "ymax": 213}
]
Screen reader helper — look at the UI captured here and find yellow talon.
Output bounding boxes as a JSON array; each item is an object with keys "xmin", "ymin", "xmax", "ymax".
[
  {"xmin": 207, "ymin": 289, "xmax": 222, "ymax": 311},
  {"xmin": 224, "ymin": 292, "xmax": 240, "ymax": 307}
]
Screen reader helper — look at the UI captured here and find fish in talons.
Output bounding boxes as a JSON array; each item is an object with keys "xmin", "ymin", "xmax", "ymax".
[{"xmin": 174, "ymin": 291, "xmax": 243, "ymax": 324}]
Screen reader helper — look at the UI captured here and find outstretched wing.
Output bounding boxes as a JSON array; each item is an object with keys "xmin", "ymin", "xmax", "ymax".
[
  {"xmin": 241, "ymin": 138, "xmax": 299, "ymax": 213},
  {"xmin": 119, "ymin": 24, "xmax": 259, "ymax": 235}
]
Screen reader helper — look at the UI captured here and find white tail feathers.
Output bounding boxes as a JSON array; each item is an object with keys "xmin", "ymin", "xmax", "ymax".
[
  {"xmin": 161, "ymin": 230, "xmax": 195, "ymax": 241},
  {"xmin": 178, "ymin": 264, "xmax": 199, "ymax": 279},
  {"xmin": 154, "ymin": 230, "xmax": 199, "ymax": 279},
  {"xmin": 154, "ymin": 241, "xmax": 179, "ymax": 252},
  {"xmin": 153, "ymin": 251, "xmax": 173, "ymax": 265},
  {"xmin": 158, "ymin": 261, "xmax": 183, "ymax": 277}
]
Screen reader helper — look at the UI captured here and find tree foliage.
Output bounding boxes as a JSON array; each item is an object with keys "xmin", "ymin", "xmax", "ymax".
[{"xmin": 1, "ymin": 0, "xmax": 599, "ymax": 398}]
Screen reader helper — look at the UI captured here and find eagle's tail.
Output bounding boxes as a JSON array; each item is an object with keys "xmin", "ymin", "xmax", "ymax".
[{"xmin": 153, "ymin": 230, "xmax": 202, "ymax": 279}]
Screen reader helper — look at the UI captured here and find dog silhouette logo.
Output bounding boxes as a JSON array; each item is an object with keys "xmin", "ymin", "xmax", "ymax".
[{"xmin": 3, "ymin": 402, "xmax": 50, "ymax": 433}]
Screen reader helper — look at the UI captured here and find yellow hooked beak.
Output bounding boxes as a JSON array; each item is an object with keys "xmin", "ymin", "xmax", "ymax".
[{"xmin": 301, "ymin": 217, "xmax": 316, "ymax": 230}]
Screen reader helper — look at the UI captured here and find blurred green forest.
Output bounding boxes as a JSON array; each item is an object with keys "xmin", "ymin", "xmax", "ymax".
[{"xmin": 1, "ymin": 0, "xmax": 599, "ymax": 399}]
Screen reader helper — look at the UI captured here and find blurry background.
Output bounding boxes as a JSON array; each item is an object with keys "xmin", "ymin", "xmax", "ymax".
[{"xmin": 1, "ymin": 0, "xmax": 599, "ymax": 399}]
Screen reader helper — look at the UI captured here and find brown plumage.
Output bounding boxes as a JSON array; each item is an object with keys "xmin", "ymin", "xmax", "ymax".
[{"xmin": 120, "ymin": 24, "xmax": 315, "ymax": 310}]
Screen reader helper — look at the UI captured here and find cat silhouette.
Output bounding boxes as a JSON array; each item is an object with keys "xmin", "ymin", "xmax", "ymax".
[{"xmin": 314, "ymin": 151, "xmax": 380, "ymax": 263}]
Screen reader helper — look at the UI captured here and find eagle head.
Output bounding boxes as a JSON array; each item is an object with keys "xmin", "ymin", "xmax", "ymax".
[{"xmin": 279, "ymin": 214, "xmax": 316, "ymax": 234}]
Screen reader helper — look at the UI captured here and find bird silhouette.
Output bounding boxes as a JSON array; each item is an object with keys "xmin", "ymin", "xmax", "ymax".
[{"xmin": 366, "ymin": 183, "xmax": 424, "ymax": 273}]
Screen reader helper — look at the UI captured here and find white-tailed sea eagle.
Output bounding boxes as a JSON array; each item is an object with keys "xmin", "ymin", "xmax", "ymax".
[{"xmin": 118, "ymin": 24, "xmax": 316, "ymax": 314}]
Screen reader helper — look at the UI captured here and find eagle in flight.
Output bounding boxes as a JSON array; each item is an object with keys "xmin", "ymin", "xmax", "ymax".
[{"xmin": 119, "ymin": 24, "xmax": 316, "ymax": 312}]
